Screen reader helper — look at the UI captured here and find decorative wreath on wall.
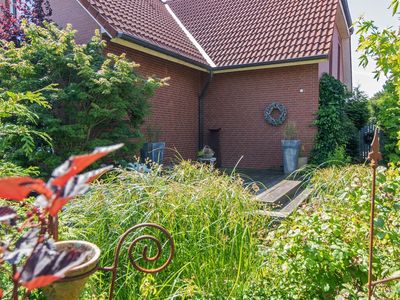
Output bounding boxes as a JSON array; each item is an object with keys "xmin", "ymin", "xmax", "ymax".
[{"xmin": 264, "ymin": 102, "xmax": 288, "ymax": 126}]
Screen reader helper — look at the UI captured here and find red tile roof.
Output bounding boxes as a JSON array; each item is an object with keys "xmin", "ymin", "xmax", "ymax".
[
  {"xmin": 79, "ymin": 0, "xmax": 349, "ymax": 69},
  {"xmin": 78, "ymin": 0, "xmax": 207, "ymax": 65},
  {"xmin": 169, "ymin": 0, "xmax": 340, "ymax": 67}
]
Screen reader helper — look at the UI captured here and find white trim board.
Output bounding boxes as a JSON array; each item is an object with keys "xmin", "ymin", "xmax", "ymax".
[
  {"xmin": 164, "ymin": 4, "xmax": 216, "ymax": 68},
  {"xmin": 74, "ymin": 0, "xmax": 112, "ymax": 38}
]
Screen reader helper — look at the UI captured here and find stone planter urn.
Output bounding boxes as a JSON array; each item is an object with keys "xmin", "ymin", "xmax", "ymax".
[
  {"xmin": 43, "ymin": 241, "xmax": 101, "ymax": 300},
  {"xmin": 140, "ymin": 142, "xmax": 166, "ymax": 165},
  {"xmin": 282, "ymin": 140, "xmax": 301, "ymax": 174}
]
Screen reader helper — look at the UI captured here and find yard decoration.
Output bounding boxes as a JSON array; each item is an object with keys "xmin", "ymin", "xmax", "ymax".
[
  {"xmin": 198, "ymin": 145, "xmax": 215, "ymax": 159},
  {"xmin": 368, "ymin": 82, "xmax": 400, "ymax": 162},
  {"xmin": 264, "ymin": 102, "xmax": 287, "ymax": 126},
  {"xmin": 0, "ymin": 144, "xmax": 174, "ymax": 300},
  {"xmin": 365, "ymin": 128, "xmax": 400, "ymax": 299},
  {"xmin": 0, "ymin": 203, "xmax": 89, "ymax": 299},
  {"xmin": 197, "ymin": 146, "xmax": 217, "ymax": 167}
]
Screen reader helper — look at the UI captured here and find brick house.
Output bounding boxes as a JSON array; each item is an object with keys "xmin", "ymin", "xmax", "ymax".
[{"xmin": 38, "ymin": 0, "xmax": 353, "ymax": 169}]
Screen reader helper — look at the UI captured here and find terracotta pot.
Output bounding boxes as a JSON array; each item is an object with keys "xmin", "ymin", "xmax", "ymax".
[{"xmin": 43, "ymin": 241, "xmax": 101, "ymax": 300}]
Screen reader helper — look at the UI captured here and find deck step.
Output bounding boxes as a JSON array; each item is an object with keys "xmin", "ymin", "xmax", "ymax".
[
  {"xmin": 256, "ymin": 180, "xmax": 302, "ymax": 207},
  {"xmin": 256, "ymin": 188, "xmax": 312, "ymax": 218}
]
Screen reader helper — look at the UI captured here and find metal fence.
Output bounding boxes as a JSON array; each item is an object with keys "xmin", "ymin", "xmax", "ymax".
[{"xmin": 359, "ymin": 124, "xmax": 383, "ymax": 160}]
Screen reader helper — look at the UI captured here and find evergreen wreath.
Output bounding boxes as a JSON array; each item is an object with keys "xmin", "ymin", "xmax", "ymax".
[{"xmin": 264, "ymin": 102, "xmax": 287, "ymax": 126}]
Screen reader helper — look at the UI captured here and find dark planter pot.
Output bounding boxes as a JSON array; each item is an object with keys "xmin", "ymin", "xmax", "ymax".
[
  {"xmin": 281, "ymin": 140, "xmax": 301, "ymax": 174},
  {"xmin": 140, "ymin": 142, "xmax": 166, "ymax": 165}
]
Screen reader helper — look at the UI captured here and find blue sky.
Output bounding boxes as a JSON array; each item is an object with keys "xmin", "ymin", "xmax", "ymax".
[{"xmin": 349, "ymin": 0, "xmax": 400, "ymax": 96}]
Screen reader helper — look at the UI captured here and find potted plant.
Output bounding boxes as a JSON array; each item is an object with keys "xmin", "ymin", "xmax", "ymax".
[
  {"xmin": 281, "ymin": 122, "xmax": 301, "ymax": 174},
  {"xmin": 298, "ymin": 145, "xmax": 308, "ymax": 168},
  {"xmin": 197, "ymin": 146, "xmax": 216, "ymax": 167},
  {"xmin": 197, "ymin": 145, "xmax": 215, "ymax": 159},
  {"xmin": 0, "ymin": 144, "xmax": 123, "ymax": 300},
  {"xmin": 140, "ymin": 126, "xmax": 166, "ymax": 165}
]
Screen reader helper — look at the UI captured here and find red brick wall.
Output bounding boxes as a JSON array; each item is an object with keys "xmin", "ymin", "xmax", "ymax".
[
  {"xmin": 43, "ymin": 0, "xmax": 322, "ymax": 169},
  {"xmin": 48, "ymin": 0, "xmax": 203, "ymax": 161},
  {"xmin": 106, "ymin": 42, "xmax": 202, "ymax": 161},
  {"xmin": 205, "ymin": 64, "xmax": 320, "ymax": 169}
]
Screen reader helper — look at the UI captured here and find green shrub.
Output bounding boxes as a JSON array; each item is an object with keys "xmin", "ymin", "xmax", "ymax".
[
  {"xmin": 311, "ymin": 75, "xmax": 369, "ymax": 164},
  {"xmin": 245, "ymin": 165, "xmax": 400, "ymax": 299},
  {"xmin": 325, "ymin": 145, "xmax": 351, "ymax": 167},
  {"xmin": 0, "ymin": 89, "xmax": 52, "ymax": 153},
  {"xmin": 370, "ymin": 82, "xmax": 400, "ymax": 162},
  {"xmin": 0, "ymin": 161, "xmax": 39, "ymax": 177},
  {"xmin": 344, "ymin": 87, "xmax": 370, "ymax": 131},
  {"xmin": 60, "ymin": 162, "xmax": 264, "ymax": 299},
  {"xmin": 0, "ymin": 23, "xmax": 164, "ymax": 174},
  {"xmin": 0, "ymin": 88, "xmax": 53, "ymax": 174},
  {"xmin": 357, "ymin": 0, "xmax": 400, "ymax": 163},
  {"xmin": 344, "ymin": 87, "xmax": 371, "ymax": 159},
  {"xmin": 311, "ymin": 74, "xmax": 354, "ymax": 165}
]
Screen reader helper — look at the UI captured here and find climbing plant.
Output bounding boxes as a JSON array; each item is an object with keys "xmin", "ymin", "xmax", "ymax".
[{"xmin": 311, "ymin": 74, "xmax": 354, "ymax": 165}]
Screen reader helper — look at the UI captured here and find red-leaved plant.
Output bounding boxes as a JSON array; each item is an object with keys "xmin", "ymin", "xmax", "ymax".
[
  {"xmin": 0, "ymin": 0, "xmax": 51, "ymax": 43},
  {"xmin": 0, "ymin": 144, "xmax": 123, "ymax": 299}
]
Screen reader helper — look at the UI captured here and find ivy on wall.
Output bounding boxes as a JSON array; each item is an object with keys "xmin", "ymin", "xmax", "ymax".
[{"xmin": 311, "ymin": 74, "xmax": 356, "ymax": 165}]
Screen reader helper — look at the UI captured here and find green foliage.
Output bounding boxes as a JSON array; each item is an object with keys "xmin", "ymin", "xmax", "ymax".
[
  {"xmin": 345, "ymin": 87, "xmax": 370, "ymax": 131},
  {"xmin": 244, "ymin": 165, "xmax": 400, "ymax": 299},
  {"xmin": 283, "ymin": 122, "xmax": 298, "ymax": 140},
  {"xmin": 325, "ymin": 145, "xmax": 351, "ymax": 167},
  {"xmin": 0, "ymin": 22, "xmax": 164, "ymax": 173},
  {"xmin": 311, "ymin": 74, "xmax": 354, "ymax": 164},
  {"xmin": 311, "ymin": 76, "xmax": 369, "ymax": 164},
  {"xmin": 358, "ymin": 0, "xmax": 400, "ymax": 162},
  {"xmin": 390, "ymin": 0, "xmax": 400, "ymax": 15},
  {"xmin": 0, "ymin": 88, "xmax": 52, "ymax": 172},
  {"xmin": 60, "ymin": 162, "xmax": 264, "ymax": 299},
  {"xmin": 344, "ymin": 87, "xmax": 370, "ymax": 159},
  {"xmin": 357, "ymin": 20, "xmax": 400, "ymax": 84},
  {"xmin": 0, "ymin": 161, "xmax": 39, "ymax": 177},
  {"xmin": 144, "ymin": 125, "xmax": 163, "ymax": 143},
  {"xmin": 370, "ymin": 82, "xmax": 400, "ymax": 162}
]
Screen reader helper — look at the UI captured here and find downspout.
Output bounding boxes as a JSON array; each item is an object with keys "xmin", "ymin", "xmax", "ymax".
[{"xmin": 198, "ymin": 71, "xmax": 214, "ymax": 150}]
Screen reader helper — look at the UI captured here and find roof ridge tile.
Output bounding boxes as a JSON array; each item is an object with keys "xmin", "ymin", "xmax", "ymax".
[{"xmin": 80, "ymin": 0, "xmax": 349, "ymax": 69}]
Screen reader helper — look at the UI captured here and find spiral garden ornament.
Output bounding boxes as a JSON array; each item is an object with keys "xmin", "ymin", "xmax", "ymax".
[{"xmin": 264, "ymin": 102, "xmax": 288, "ymax": 126}]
